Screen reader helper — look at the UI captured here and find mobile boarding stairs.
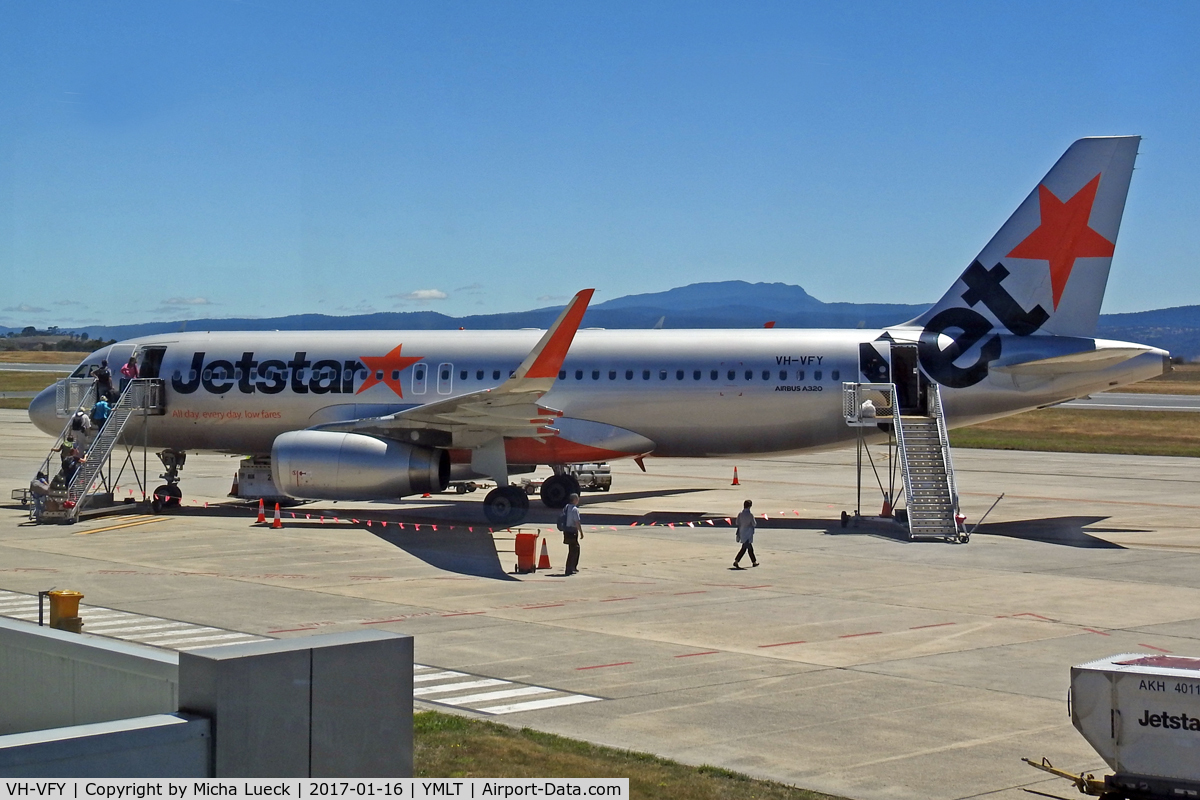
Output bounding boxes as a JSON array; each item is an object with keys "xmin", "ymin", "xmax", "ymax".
[
  {"xmin": 35, "ymin": 377, "xmax": 167, "ymax": 524},
  {"xmin": 842, "ymin": 381, "xmax": 966, "ymax": 543}
]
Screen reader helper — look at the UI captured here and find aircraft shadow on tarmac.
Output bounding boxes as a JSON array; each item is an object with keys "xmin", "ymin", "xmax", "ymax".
[
  {"xmin": 365, "ymin": 526, "xmax": 519, "ymax": 581},
  {"xmin": 827, "ymin": 514, "xmax": 1136, "ymax": 548}
]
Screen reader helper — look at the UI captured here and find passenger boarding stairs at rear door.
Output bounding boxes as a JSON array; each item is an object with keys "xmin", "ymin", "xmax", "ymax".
[
  {"xmin": 895, "ymin": 404, "xmax": 960, "ymax": 541},
  {"xmin": 843, "ymin": 381, "xmax": 964, "ymax": 543}
]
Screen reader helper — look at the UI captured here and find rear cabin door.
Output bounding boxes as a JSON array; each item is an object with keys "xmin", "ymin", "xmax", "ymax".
[{"xmin": 890, "ymin": 344, "xmax": 927, "ymax": 415}]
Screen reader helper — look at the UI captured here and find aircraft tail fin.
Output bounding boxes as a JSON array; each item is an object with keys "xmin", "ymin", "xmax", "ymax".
[{"xmin": 907, "ymin": 136, "xmax": 1140, "ymax": 338}]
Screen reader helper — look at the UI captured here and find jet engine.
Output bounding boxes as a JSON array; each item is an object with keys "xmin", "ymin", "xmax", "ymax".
[{"xmin": 272, "ymin": 430, "xmax": 449, "ymax": 500}]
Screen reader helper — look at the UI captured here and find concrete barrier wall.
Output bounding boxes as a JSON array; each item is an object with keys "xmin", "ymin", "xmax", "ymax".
[
  {"xmin": 0, "ymin": 714, "xmax": 210, "ymax": 777},
  {"xmin": 0, "ymin": 618, "xmax": 178, "ymax": 735}
]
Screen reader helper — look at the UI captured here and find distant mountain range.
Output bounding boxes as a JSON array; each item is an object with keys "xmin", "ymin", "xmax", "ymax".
[{"xmin": 4, "ymin": 281, "xmax": 1200, "ymax": 359}]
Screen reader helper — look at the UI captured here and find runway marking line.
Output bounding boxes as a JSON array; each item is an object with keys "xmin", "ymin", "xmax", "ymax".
[
  {"xmin": 840, "ymin": 631, "xmax": 883, "ymax": 638},
  {"xmin": 758, "ymin": 640, "xmax": 806, "ymax": 648},
  {"xmin": 75, "ymin": 516, "xmax": 168, "ymax": 535},
  {"xmin": 576, "ymin": 661, "xmax": 633, "ymax": 670},
  {"xmin": 1084, "ymin": 628, "xmax": 1111, "ymax": 636},
  {"xmin": 737, "ymin": 585, "xmax": 772, "ymax": 590},
  {"xmin": 600, "ymin": 597, "xmax": 635, "ymax": 602},
  {"xmin": 523, "ymin": 604, "xmax": 565, "ymax": 610},
  {"xmin": 361, "ymin": 618, "xmax": 410, "ymax": 625},
  {"xmin": 910, "ymin": 622, "xmax": 957, "ymax": 630},
  {"xmin": 1139, "ymin": 643, "xmax": 1172, "ymax": 653},
  {"xmin": 1013, "ymin": 613, "xmax": 1055, "ymax": 622},
  {"xmin": 675, "ymin": 651, "xmax": 719, "ymax": 658},
  {"xmin": 673, "ymin": 590, "xmax": 707, "ymax": 595},
  {"xmin": 442, "ymin": 611, "xmax": 487, "ymax": 617}
]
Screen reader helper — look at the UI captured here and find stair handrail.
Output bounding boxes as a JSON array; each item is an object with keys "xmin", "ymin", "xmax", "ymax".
[
  {"xmin": 929, "ymin": 383, "xmax": 960, "ymax": 518},
  {"xmin": 887, "ymin": 384, "xmax": 916, "ymax": 538},
  {"xmin": 39, "ymin": 380, "xmax": 97, "ymax": 482},
  {"xmin": 65, "ymin": 378, "xmax": 157, "ymax": 519}
]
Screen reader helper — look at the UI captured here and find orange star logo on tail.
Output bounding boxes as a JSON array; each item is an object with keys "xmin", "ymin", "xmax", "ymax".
[
  {"xmin": 1006, "ymin": 174, "xmax": 1115, "ymax": 310},
  {"xmin": 357, "ymin": 344, "xmax": 423, "ymax": 397}
]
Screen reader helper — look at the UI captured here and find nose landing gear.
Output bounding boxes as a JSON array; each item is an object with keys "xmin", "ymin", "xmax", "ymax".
[{"xmin": 151, "ymin": 449, "xmax": 186, "ymax": 513}]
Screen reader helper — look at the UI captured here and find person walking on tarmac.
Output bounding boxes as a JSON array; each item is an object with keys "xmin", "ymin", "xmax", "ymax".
[
  {"xmin": 733, "ymin": 499, "xmax": 759, "ymax": 569},
  {"xmin": 561, "ymin": 493, "xmax": 583, "ymax": 575}
]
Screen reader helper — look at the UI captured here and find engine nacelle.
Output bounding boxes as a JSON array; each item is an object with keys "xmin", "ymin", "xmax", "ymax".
[{"xmin": 272, "ymin": 430, "xmax": 449, "ymax": 501}]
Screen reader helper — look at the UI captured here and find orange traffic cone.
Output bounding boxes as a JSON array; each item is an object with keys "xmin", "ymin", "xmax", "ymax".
[
  {"xmin": 229, "ymin": 473, "xmax": 239, "ymax": 497},
  {"xmin": 537, "ymin": 538, "xmax": 551, "ymax": 570},
  {"xmin": 256, "ymin": 498, "xmax": 266, "ymax": 524},
  {"xmin": 880, "ymin": 493, "xmax": 893, "ymax": 518},
  {"xmin": 731, "ymin": 467, "xmax": 740, "ymax": 485},
  {"xmin": 272, "ymin": 502, "xmax": 282, "ymax": 529}
]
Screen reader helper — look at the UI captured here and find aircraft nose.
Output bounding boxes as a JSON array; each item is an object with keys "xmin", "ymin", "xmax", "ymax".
[{"xmin": 28, "ymin": 385, "xmax": 61, "ymax": 437}]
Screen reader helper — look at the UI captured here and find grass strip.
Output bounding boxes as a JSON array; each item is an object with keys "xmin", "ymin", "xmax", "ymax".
[
  {"xmin": 0, "ymin": 351, "xmax": 85, "ymax": 364},
  {"xmin": 951, "ymin": 408, "xmax": 1200, "ymax": 457},
  {"xmin": 414, "ymin": 711, "xmax": 842, "ymax": 800},
  {"xmin": 0, "ymin": 371, "xmax": 67, "ymax": 393}
]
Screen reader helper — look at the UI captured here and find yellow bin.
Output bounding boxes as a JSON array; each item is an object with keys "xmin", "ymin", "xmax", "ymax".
[{"xmin": 48, "ymin": 590, "xmax": 84, "ymax": 629}]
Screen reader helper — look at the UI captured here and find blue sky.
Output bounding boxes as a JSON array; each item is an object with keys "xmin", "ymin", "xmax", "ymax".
[{"xmin": 2, "ymin": 1, "xmax": 1197, "ymax": 328}]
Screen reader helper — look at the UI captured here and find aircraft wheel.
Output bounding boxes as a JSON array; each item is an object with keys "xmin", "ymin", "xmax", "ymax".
[
  {"xmin": 152, "ymin": 484, "xmax": 181, "ymax": 511},
  {"xmin": 484, "ymin": 486, "xmax": 529, "ymax": 527},
  {"xmin": 540, "ymin": 474, "xmax": 580, "ymax": 509},
  {"xmin": 958, "ymin": 533, "xmax": 970, "ymax": 544}
]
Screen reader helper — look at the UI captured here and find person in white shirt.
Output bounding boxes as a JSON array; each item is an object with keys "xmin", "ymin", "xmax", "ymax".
[
  {"xmin": 561, "ymin": 494, "xmax": 583, "ymax": 575},
  {"xmin": 734, "ymin": 499, "xmax": 758, "ymax": 568}
]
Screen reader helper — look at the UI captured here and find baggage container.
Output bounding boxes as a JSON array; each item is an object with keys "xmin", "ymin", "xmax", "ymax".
[{"xmin": 1072, "ymin": 653, "xmax": 1200, "ymax": 791}]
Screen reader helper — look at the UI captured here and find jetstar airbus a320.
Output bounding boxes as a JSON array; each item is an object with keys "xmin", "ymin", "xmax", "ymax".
[{"xmin": 29, "ymin": 136, "xmax": 1168, "ymax": 526}]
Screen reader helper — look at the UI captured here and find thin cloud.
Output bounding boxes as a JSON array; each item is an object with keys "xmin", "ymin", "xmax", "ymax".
[
  {"xmin": 537, "ymin": 295, "xmax": 567, "ymax": 302},
  {"xmin": 457, "ymin": 282, "xmax": 485, "ymax": 294},
  {"xmin": 3, "ymin": 303, "xmax": 49, "ymax": 313},
  {"xmin": 53, "ymin": 299, "xmax": 85, "ymax": 306},
  {"xmin": 161, "ymin": 296, "xmax": 214, "ymax": 306},
  {"xmin": 390, "ymin": 289, "xmax": 448, "ymax": 302}
]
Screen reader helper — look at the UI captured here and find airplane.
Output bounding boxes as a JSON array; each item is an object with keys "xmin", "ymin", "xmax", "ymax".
[{"xmin": 28, "ymin": 135, "xmax": 1168, "ymax": 527}]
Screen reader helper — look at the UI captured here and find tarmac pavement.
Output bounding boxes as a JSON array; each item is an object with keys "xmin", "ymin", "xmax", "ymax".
[{"xmin": 3, "ymin": 407, "xmax": 1200, "ymax": 799}]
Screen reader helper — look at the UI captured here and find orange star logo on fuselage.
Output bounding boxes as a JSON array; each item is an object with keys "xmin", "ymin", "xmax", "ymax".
[{"xmin": 356, "ymin": 344, "xmax": 424, "ymax": 397}]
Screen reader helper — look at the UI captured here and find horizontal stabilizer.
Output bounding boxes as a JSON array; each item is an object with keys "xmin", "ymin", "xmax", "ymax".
[{"xmin": 993, "ymin": 343, "xmax": 1155, "ymax": 375}]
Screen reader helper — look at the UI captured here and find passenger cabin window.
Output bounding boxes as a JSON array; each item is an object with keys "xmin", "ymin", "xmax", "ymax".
[
  {"xmin": 492, "ymin": 370, "xmax": 501, "ymax": 380},
  {"xmin": 626, "ymin": 370, "xmax": 634, "ymax": 380},
  {"xmin": 779, "ymin": 370, "xmax": 787, "ymax": 380},
  {"xmin": 592, "ymin": 370, "xmax": 600, "ymax": 380},
  {"xmin": 832, "ymin": 369, "xmax": 840, "ymax": 380},
  {"xmin": 460, "ymin": 370, "xmax": 467, "ymax": 380},
  {"xmin": 693, "ymin": 370, "xmax": 701, "ymax": 380},
  {"xmin": 797, "ymin": 370, "xmax": 805, "ymax": 380},
  {"xmin": 659, "ymin": 369, "xmax": 667, "ymax": 380},
  {"xmin": 814, "ymin": 370, "xmax": 823, "ymax": 381},
  {"xmin": 412, "ymin": 363, "xmax": 428, "ymax": 394},
  {"xmin": 711, "ymin": 370, "xmax": 718, "ymax": 380},
  {"xmin": 575, "ymin": 369, "xmax": 583, "ymax": 380},
  {"xmin": 559, "ymin": 370, "xmax": 566, "ymax": 380},
  {"xmin": 437, "ymin": 363, "xmax": 453, "ymax": 394},
  {"xmin": 642, "ymin": 369, "xmax": 650, "ymax": 380},
  {"xmin": 676, "ymin": 370, "xmax": 684, "ymax": 380},
  {"xmin": 609, "ymin": 370, "xmax": 616, "ymax": 380},
  {"xmin": 727, "ymin": 370, "xmax": 735, "ymax": 380},
  {"xmin": 744, "ymin": 370, "xmax": 752, "ymax": 380},
  {"xmin": 477, "ymin": 369, "xmax": 484, "ymax": 380},
  {"xmin": 762, "ymin": 370, "xmax": 769, "ymax": 380}
]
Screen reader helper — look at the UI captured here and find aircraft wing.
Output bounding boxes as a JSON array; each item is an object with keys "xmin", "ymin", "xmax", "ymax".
[{"xmin": 315, "ymin": 289, "xmax": 594, "ymax": 448}]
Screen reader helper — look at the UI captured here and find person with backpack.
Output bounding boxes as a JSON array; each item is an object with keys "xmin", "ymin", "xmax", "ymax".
[
  {"xmin": 92, "ymin": 359, "xmax": 114, "ymax": 400},
  {"xmin": 70, "ymin": 409, "xmax": 92, "ymax": 449},
  {"xmin": 559, "ymin": 493, "xmax": 583, "ymax": 575}
]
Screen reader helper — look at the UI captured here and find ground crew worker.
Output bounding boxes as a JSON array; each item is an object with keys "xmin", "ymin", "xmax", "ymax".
[
  {"xmin": 562, "ymin": 493, "xmax": 583, "ymax": 575},
  {"xmin": 733, "ymin": 499, "xmax": 758, "ymax": 568}
]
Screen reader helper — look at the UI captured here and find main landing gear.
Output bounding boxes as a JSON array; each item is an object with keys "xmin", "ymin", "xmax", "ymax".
[
  {"xmin": 483, "ymin": 485, "xmax": 529, "ymax": 527},
  {"xmin": 151, "ymin": 449, "xmax": 186, "ymax": 513},
  {"xmin": 539, "ymin": 473, "xmax": 580, "ymax": 509}
]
